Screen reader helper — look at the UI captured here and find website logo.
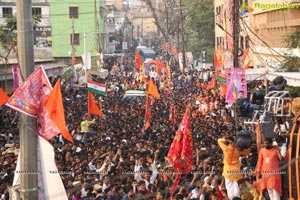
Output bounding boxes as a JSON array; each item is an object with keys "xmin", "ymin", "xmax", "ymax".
[{"xmin": 240, "ymin": 2, "xmax": 254, "ymax": 16}]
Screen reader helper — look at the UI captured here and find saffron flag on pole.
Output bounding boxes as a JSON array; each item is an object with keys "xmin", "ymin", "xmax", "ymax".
[
  {"xmin": 141, "ymin": 96, "xmax": 151, "ymax": 132},
  {"xmin": 147, "ymin": 79, "xmax": 160, "ymax": 99},
  {"xmin": 135, "ymin": 50, "xmax": 142, "ymax": 70},
  {"xmin": 6, "ymin": 66, "xmax": 52, "ymax": 117},
  {"xmin": 88, "ymin": 92, "xmax": 105, "ymax": 118},
  {"xmin": 87, "ymin": 80, "xmax": 106, "ymax": 96},
  {"xmin": 45, "ymin": 78, "xmax": 73, "ymax": 143},
  {"xmin": 0, "ymin": 87, "xmax": 9, "ymax": 107}
]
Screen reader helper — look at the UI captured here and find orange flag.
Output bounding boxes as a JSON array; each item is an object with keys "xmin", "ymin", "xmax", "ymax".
[
  {"xmin": 141, "ymin": 96, "xmax": 151, "ymax": 131},
  {"xmin": 0, "ymin": 87, "xmax": 9, "ymax": 106},
  {"xmin": 135, "ymin": 50, "xmax": 142, "ymax": 70},
  {"xmin": 45, "ymin": 78, "xmax": 73, "ymax": 143},
  {"xmin": 88, "ymin": 92, "xmax": 105, "ymax": 118},
  {"xmin": 255, "ymin": 120, "xmax": 262, "ymax": 152},
  {"xmin": 148, "ymin": 79, "xmax": 160, "ymax": 99}
]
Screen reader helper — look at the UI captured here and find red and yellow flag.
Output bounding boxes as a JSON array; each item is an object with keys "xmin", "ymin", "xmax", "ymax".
[
  {"xmin": 167, "ymin": 107, "xmax": 193, "ymax": 194},
  {"xmin": 141, "ymin": 96, "xmax": 151, "ymax": 131},
  {"xmin": 0, "ymin": 87, "xmax": 9, "ymax": 107},
  {"xmin": 88, "ymin": 92, "xmax": 105, "ymax": 118},
  {"xmin": 45, "ymin": 78, "xmax": 73, "ymax": 143},
  {"xmin": 148, "ymin": 79, "xmax": 160, "ymax": 99},
  {"xmin": 181, "ymin": 107, "xmax": 193, "ymax": 174},
  {"xmin": 167, "ymin": 106, "xmax": 193, "ymax": 171}
]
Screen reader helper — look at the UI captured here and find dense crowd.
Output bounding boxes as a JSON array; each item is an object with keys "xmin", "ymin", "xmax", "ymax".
[{"xmin": 0, "ymin": 64, "xmax": 293, "ymax": 200}]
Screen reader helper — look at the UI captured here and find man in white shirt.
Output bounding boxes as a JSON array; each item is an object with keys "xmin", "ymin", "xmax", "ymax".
[{"xmin": 134, "ymin": 154, "xmax": 158, "ymax": 190}]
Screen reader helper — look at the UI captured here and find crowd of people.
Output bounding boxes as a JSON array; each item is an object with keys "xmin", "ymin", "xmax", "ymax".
[{"xmin": 0, "ymin": 61, "xmax": 295, "ymax": 200}]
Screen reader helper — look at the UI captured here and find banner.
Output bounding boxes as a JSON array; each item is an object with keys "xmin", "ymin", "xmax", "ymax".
[
  {"xmin": 6, "ymin": 66, "xmax": 52, "ymax": 117},
  {"xmin": 225, "ymin": 68, "xmax": 247, "ymax": 103},
  {"xmin": 12, "ymin": 136, "xmax": 68, "ymax": 200}
]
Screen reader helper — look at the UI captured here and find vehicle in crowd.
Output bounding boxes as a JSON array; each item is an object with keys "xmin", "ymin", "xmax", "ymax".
[
  {"xmin": 137, "ymin": 46, "xmax": 156, "ymax": 62},
  {"xmin": 122, "ymin": 90, "xmax": 146, "ymax": 101}
]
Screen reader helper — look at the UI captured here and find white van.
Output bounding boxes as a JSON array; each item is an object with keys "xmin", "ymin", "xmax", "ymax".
[{"xmin": 122, "ymin": 90, "xmax": 146, "ymax": 101}]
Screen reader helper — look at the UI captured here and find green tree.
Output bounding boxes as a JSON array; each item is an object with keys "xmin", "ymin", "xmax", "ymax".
[
  {"xmin": 280, "ymin": 28, "xmax": 300, "ymax": 72},
  {"xmin": 182, "ymin": 0, "xmax": 215, "ymax": 62}
]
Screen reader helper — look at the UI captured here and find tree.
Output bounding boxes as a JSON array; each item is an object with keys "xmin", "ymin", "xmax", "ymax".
[
  {"xmin": 142, "ymin": 0, "xmax": 180, "ymax": 43},
  {"xmin": 0, "ymin": 15, "xmax": 41, "ymax": 89},
  {"xmin": 280, "ymin": 28, "xmax": 300, "ymax": 72},
  {"xmin": 182, "ymin": 0, "xmax": 215, "ymax": 62}
]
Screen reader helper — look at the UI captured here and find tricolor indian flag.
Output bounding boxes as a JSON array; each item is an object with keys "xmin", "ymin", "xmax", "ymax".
[{"xmin": 87, "ymin": 80, "xmax": 106, "ymax": 96}]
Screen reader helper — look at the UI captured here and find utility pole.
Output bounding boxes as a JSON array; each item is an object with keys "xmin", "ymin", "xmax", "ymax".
[
  {"xmin": 94, "ymin": 0, "xmax": 101, "ymax": 53},
  {"xmin": 16, "ymin": 1, "xmax": 38, "ymax": 199},
  {"xmin": 233, "ymin": 0, "xmax": 240, "ymax": 69},
  {"xmin": 179, "ymin": 0, "xmax": 187, "ymax": 72},
  {"xmin": 233, "ymin": 0, "xmax": 240, "ymax": 135}
]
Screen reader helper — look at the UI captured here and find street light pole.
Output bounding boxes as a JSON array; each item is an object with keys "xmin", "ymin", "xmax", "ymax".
[
  {"xmin": 16, "ymin": 0, "xmax": 38, "ymax": 199},
  {"xmin": 233, "ymin": 0, "xmax": 240, "ymax": 69}
]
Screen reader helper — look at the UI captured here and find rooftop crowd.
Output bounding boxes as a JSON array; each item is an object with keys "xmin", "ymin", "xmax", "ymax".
[{"xmin": 0, "ymin": 61, "xmax": 294, "ymax": 200}]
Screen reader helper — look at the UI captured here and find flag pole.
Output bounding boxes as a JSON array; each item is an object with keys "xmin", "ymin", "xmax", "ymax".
[{"xmin": 16, "ymin": 0, "xmax": 38, "ymax": 199}]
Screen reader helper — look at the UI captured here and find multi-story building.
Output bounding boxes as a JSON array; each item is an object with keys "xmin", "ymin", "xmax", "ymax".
[
  {"xmin": 214, "ymin": 0, "xmax": 300, "ymax": 70},
  {"xmin": 0, "ymin": 0, "xmax": 67, "ymax": 91},
  {"xmin": 249, "ymin": 0, "xmax": 300, "ymax": 69},
  {"xmin": 50, "ymin": 0, "xmax": 105, "ymax": 60},
  {"xmin": 0, "ymin": 0, "xmax": 51, "ymax": 47}
]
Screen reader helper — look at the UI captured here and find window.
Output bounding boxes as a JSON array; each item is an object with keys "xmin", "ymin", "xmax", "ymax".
[
  {"xmin": 2, "ymin": 7, "xmax": 13, "ymax": 18},
  {"xmin": 70, "ymin": 33, "xmax": 80, "ymax": 45},
  {"xmin": 32, "ymin": 7, "xmax": 42, "ymax": 18},
  {"xmin": 69, "ymin": 7, "xmax": 78, "ymax": 19}
]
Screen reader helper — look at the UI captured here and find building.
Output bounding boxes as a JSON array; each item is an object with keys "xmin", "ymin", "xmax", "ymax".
[
  {"xmin": 50, "ymin": 0, "xmax": 105, "ymax": 60},
  {"xmin": 214, "ymin": 0, "xmax": 300, "ymax": 70},
  {"xmin": 0, "ymin": 0, "xmax": 67, "ymax": 92},
  {"xmin": 249, "ymin": 0, "xmax": 300, "ymax": 69}
]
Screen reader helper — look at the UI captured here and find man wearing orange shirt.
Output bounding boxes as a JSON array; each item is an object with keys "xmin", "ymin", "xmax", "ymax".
[
  {"xmin": 256, "ymin": 137, "xmax": 282, "ymax": 200},
  {"xmin": 218, "ymin": 137, "xmax": 251, "ymax": 200}
]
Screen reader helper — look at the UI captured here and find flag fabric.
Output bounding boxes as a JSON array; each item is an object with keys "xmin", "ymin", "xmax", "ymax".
[
  {"xmin": 148, "ymin": 79, "xmax": 160, "ymax": 99},
  {"xmin": 0, "ymin": 87, "xmax": 9, "ymax": 107},
  {"xmin": 12, "ymin": 65, "xmax": 19, "ymax": 90},
  {"xmin": 169, "ymin": 104, "xmax": 175, "ymax": 124},
  {"xmin": 87, "ymin": 80, "xmax": 106, "ymax": 96},
  {"xmin": 45, "ymin": 78, "xmax": 73, "ymax": 143},
  {"xmin": 6, "ymin": 66, "xmax": 52, "ymax": 117},
  {"xmin": 167, "ymin": 107, "xmax": 192, "ymax": 171},
  {"xmin": 135, "ymin": 50, "xmax": 142, "ymax": 70},
  {"xmin": 88, "ymin": 92, "xmax": 105, "ymax": 118},
  {"xmin": 255, "ymin": 120, "xmax": 262, "ymax": 152},
  {"xmin": 141, "ymin": 96, "xmax": 151, "ymax": 132},
  {"xmin": 167, "ymin": 107, "xmax": 193, "ymax": 195},
  {"xmin": 12, "ymin": 136, "xmax": 68, "ymax": 200},
  {"xmin": 156, "ymin": 59, "xmax": 165, "ymax": 75},
  {"xmin": 180, "ymin": 107, "xmax": 193, "ymax": 174},
  {"xmin": 206, "ymin": 76, "xmax": 216, "ymax": 90}
]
